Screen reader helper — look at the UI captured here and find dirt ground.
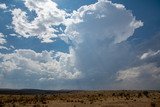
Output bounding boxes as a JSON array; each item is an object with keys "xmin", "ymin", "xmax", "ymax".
[{"xmin": 0, "ymin": 90, "xmax": 160, "ymax": 107}]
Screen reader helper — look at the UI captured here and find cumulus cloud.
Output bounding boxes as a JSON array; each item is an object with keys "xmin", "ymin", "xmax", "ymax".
[
  {"xmin": 116, "ymin": 63, "xmax": 160, "ymax": 89},
  {"xmin": 11, "ymin": 0, "xmax": 68, "ymax": 43},
  {"xmin": 11, "ymin": 0, "xmax": 143, "ymax": 44},
  {"xmin": 0, "ymin": 33, "xmax": 15, "ymax": 50},
  {"xmin": 2, "ymin": 0, "xmax": 152, "ymax": 89},
  {"xmin": 64, "ymin": 0, "xmax": 143, "ymax": 44},
  {"xmin": 0, "ymin": 49, "xmax": 81, "ymax": 89},
  {"xmin": 0, "ymin": 33, "xmax": 6, "ymax": 45},
  {"xmin": 0, "ymin": 33, "xmax": 8, "ymax": 50},
  {"xmin": 0, "ymin": 3, "xmax": 7, "ymax": 9}
]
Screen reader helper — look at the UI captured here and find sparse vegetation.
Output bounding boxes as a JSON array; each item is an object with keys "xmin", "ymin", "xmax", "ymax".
[
  {"xmin": 0, "ymin": 90, "xmax": 159, "ymax": 107},
  {"xmin": 143, "ymin": 91, "xmax": 149, "ymax": 97},
  {"xmin": 138, "ymin": 92, "xmax": 142, "ymax": 98}
]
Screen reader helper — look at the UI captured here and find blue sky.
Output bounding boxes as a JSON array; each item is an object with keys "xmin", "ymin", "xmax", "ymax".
[{"xmin": 0, "ymin": 0, "xmax": 160, "ymax": 90}]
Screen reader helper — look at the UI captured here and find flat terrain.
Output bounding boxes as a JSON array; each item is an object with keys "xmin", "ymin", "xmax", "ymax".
[{"xmin": 0, "ymin": 90, "xmax": 160, "ymax": 107}]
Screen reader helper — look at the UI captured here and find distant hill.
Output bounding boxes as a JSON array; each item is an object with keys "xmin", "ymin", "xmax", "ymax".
[{"xmin": 0, "ymin": 89, "xmax": 81, "ymax": 95}]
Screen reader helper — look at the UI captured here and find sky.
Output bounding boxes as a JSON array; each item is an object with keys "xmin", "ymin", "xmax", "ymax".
[{"xmin": 0, "ymin": 0, "xmax": 160, "ymax": 90}]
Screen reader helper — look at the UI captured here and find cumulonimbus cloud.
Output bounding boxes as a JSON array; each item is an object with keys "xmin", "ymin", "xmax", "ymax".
[{"xmin": 0, "ymin": 0, "xmax": 147, "ymax": 89}]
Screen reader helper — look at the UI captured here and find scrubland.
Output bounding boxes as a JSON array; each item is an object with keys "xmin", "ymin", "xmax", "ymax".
[{"xmin": 0, "ymin": 90, "xmax": 160, "ymax": 107}]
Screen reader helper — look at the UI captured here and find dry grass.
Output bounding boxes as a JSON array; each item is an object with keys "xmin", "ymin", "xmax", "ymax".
[{"xmin": 0, "ymin": 90, "xmax": 160, "ymax": 107}]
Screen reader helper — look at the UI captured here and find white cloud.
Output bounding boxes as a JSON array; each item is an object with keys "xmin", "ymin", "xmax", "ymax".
[
  {"xmin": 116, "ymin": 68, "xmax": 140, "ymax": 81},
  {"xmin": 116, "ymin": 63, "xmax": 160, "ymax": 89},
  {"xmin": 61, "ymin": 0, "xmax": 143, "ymax": 86},
  {"xmin": 0, "ymin": 60, "xmax": 19, "ymax": 72},
  {"xmin": 64, "ymin": 0, "xmax": 143, "ymax": 44},
  {"xmin": 11, "ymin": 0, "xmax": 143, "ymax": 44},
  {"xmin": 6, "ymin": 0, "xmax": 150, "ymax": 89},
  {"xmin": 52, "ymin": 0, "xmax": 144, "ymax": 89},
  {"xmin": 0, "ymin": 33, "xmax": 6, "ymax": 45},
  {"xmin": 11, "ymin": 0, "xmax": 68, "ymax": 43},
  {"xmin": 0, "ymin": 33, "xmax": 15, "ymax": 50},
  {"xmin": 0, "ymin": 46, "xmax": 9, "ymax": 50},
  {"xmin": 0, "ymin": 3, "xmax": 7, "ymax": 9},
  {"xmin": 0, "ymin": 33, "xmax": 8, "ymax": 50},
  {"xmin": 0, "ymin": 49, "xmax": 81, "ymax": 88},
  {"xmin": 140, "ymin": 50, "xmax": 160, "ymax": 60}
]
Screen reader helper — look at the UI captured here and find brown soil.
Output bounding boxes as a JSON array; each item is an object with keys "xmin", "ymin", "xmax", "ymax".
[{"xmin": 0, "ymin": 90, "xmax": 160, "ymax": 107}]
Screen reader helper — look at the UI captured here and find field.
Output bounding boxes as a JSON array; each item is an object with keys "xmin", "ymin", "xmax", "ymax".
[{"xmin": 0, "ymin": 90, "xmax": 160, "ymax": 107}]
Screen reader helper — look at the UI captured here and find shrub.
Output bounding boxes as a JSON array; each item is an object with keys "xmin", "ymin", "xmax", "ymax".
[
  {"xmin": 151, "ymin": 102, "xmax": 155, "ymax": 107},
  {"xmin": 33, "ymin": 104, "xmax": 41, "ymax": 107},
  {"xmin": 0, "ymin": 100, "xmax": 4, "ymax": 107},
  {"xmin": 143, "ymin": 91, "xmax": 149, "ymax": 97},
  {"xmin": 112, "ymin": 93, "xmax": 115, "ymax": 96},
  {"xmin": 138, "ymin": 93, "xmax": 142, "ymax": 98}
]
